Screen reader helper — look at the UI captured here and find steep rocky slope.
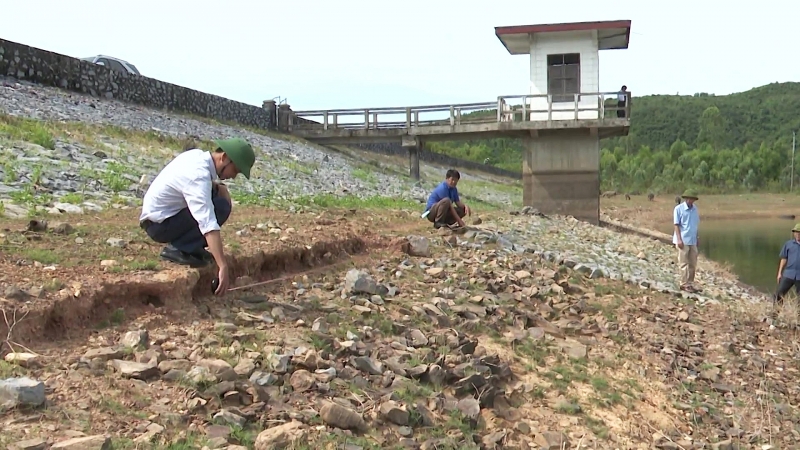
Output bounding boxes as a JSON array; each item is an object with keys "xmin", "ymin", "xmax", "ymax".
[
  {"xmin": 1, "ymin": 202, "xmax": 795, "ymax": 449},
  {"xmin": 0, "ymin": 76, "xmax": 519, "ymax": 219}
]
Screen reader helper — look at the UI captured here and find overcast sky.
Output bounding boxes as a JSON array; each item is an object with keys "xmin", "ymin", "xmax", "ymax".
[{"xmin": 3, "ymin": 0, "xmax": 796, "ymax": 111}]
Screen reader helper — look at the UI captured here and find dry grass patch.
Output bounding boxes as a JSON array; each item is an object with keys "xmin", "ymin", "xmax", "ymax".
[
  {"xmin": 602, "ymin": 192, "xmax": 800, "ymax": 231},
  {"xmin": 1, "ymin": 112, "xmax": 199, "ymax": 150}
]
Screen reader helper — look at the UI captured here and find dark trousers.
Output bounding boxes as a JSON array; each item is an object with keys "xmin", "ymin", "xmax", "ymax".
[
  {"xmin": 617, "ymin": 100, "xmax": 626, "ymax": 118},
  {"xmin": 427, "ymin": 198, "xmax": 465, "ymax": 226},
  {"xmin": 775, "ymin": 277, "xmax": 800, "ymax": 304},
  {"xmin": 141, "ymin": 190, "xmax": 231, "ymax": 255}
]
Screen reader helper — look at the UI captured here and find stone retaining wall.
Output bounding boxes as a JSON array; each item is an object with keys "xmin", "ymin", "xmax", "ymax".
[{"xmin": 0, "ymin": 38, "xmax": 275, "ymax": 130}]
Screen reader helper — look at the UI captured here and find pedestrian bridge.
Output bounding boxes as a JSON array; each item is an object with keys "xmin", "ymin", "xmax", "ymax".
[
  {"xmin": 279, "ymin": 91, "xmax": 632, "ymax": 227},
  {"xmin": 283, "ymin": 91, "xmax": 631, "ymax": 145}
]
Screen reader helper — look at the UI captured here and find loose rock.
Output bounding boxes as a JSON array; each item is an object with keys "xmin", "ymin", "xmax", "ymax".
[{"xmin": 0, "ymin": 377, "xmax": 46, "ymax": 410}]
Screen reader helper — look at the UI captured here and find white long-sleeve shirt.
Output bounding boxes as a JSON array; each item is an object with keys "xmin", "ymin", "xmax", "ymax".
[{"xmin": 139, "ymin": 149, "xmax": 220, "ymax": 235}]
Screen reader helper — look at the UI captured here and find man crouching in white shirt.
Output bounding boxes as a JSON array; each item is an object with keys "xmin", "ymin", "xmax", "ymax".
[{"xmin": 139, "ymin": 137, "xmax": 256, "ymax": 295}]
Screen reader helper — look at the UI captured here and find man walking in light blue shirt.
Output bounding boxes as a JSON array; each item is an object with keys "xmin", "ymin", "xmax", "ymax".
[
  {"xmin": 673, "ymin": 189, "xmax": 700, "ymax": 293},
  {"xmin": 774, "ymin": 223, "xmax": 800, "ymax": 304}
]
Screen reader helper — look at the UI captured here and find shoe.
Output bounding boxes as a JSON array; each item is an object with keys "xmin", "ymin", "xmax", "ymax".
[
  {"xmin": 160, "ymin": 245, "xmax": 210, "ymax": 268},
  {"xmin": 191, "ymin": 248, "xmax": 214, "ymax": 263},
  {"xmin": 433, "ymin": 222, "xmax": 446, "ymax": 229}
]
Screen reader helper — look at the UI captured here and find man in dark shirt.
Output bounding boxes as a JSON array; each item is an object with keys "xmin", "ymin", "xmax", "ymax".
[
  {"xmin": 774, "ymin": 223, "xmax": 800, "ymax": 304},
  {"xmin": 423, "ymin": 169, "xmax": 470, "ymax": 229},
  {"xmin": 617, "ymin": 85, "xmax": 628, "ymax": 118}
]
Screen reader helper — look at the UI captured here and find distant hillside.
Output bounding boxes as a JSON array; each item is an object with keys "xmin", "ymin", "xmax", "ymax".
[
  {"xmin": 604, "ymin": 82, "xmax": 800, "ymax": 151},
  {"xmin": 429, "ymin": 82, "xmax": 800, "ymax": 194}
]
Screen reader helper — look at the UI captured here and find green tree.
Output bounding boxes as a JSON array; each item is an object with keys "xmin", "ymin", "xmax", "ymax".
[
  {"xmin": 420, "ymin": 82, "xmax": 800, "ymax": 194},
  {"xmin": 696, "ymin": 106, "xmax": 726, "ymax": 150}
]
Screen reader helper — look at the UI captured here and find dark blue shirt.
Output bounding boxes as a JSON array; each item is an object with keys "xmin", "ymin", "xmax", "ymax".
[
  {"xmin": 779, "ymin": 239, "xmax": 800, "ymax": 280},
  {"xmin": 425, "ymin": 181, "xmax": 460, "ymax": 211}
]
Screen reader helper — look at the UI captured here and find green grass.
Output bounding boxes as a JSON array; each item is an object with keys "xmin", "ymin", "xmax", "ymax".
[
  {"xmin": 99, "ymin": 162, "xmax": 136, "ymax": 192},
  {"xmin": 283, "ymin": 159, "xmax": 319, "ymax": 175},
  {"xmin": 0, "ymin": 112, "xmax": 200, "ymax": 155},
  {"xmin": 59, "ymin": 193, "xmax": 85, "ymax": 204},
  {"xmin": 21, "ymin": 248, "xmax": 60, "ymax": 265},
  {"xmin": 75, "ymin": 122, "xmax": 205, "ymax": 153},
  {"xmin": 9, "ymin": 185, "xmax": 42, "ymax": 206},
  {"xmin": 128, "ymin": 260, "xmax": 160, "ymax": 271},
  {"xmin": 351, "ymin": 166, "xmax": 378, "ymax": 184},
  {"xmin": 0, "ymin": 361, "xmax": 26, "ymax": 379},
  {"xmin": 231, "ymin": 191, "xmax": 278, "ymax": 207},
  {"xmin": 2, "ymin": 161, "xmax": 18, "ymax": 182},
  {"xmin": 0, "ymin": 114, "xmax": 56, "ymax": 149},
  {"xmin": 292, "ymin": 193, "xmax": 421, "ymax": 210}
]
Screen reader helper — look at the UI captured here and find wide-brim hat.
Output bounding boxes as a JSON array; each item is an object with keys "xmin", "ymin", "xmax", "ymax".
[{"xmin": 681, "ymin": 189, "xmax": 699, "ymax": 200}]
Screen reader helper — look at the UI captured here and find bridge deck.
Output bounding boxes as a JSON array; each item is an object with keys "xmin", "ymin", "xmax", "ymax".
[{"xmin": 286, "ymin": 91, "xmax": 631, "ymax": 144}]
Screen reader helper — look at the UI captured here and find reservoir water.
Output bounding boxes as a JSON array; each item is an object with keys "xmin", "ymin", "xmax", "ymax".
[{"xmin": 659, "ymin": 218, "xmax": 797, "ymax": 294}]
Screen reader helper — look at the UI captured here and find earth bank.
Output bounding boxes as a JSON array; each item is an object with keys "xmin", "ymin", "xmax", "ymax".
[{"xmin": 1, "ymin": 203, "xmax": 797, "ymax": 450}]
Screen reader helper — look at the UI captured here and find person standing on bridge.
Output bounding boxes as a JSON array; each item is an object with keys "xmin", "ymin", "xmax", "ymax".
[
  {"xmin": 673, "ymin": 189, "xmax": 701, "ymax": 293},
  {"xmin": 773, "ymin": 223, "xmax": 800, "ymax": 306},
  {"xmin": 617, "ymin": 85, "xmax": 628, "ymax": 118},
  {"xmin": 422, "ymin": 169, "xmax": 470, "ymax": 229},
  {"xmin": 139, "ymin": 138, "xmax": 256, "ymax": 296}
]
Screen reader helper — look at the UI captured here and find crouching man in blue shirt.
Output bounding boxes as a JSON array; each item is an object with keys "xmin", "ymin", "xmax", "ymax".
[
  {"xmin": 774, "ymin": 223, "xmax": 800, "ymax": 304},
  {"xmin": 423, "ymin": 169, "xmax": 470, "ymax": 229}
]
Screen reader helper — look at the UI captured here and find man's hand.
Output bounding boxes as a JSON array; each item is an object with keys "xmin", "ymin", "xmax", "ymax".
[
  {"xmin": 464, "ymin": 204, "xmax": 471, "ymax": 216},
  {"xmin": 676, "ymin": 239, "xmax": 684, "ymax": 250},
  {"xmin": 457, "ymin": 218, "xmax": 466, "ymax": 228},
  {"xmin": 777, "ymin": 273, "xmax": 782, "ymax": 283},
  {"xmin": 216, "ymin": 264, "xmax": 230, "ymax": 296},
  {"xmin": 205, "ymin": 230, "xmax": 229, "ymax": 296}
]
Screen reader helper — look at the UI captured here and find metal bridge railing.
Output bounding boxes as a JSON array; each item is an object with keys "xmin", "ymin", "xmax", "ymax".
[{"xmin": 288, "ymin": 91, "xmax": 631, "ymax": 131}]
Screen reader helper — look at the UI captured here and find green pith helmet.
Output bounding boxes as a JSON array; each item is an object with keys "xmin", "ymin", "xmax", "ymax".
[
  {"xmin": 681, "ymin": 188, "xmax": 699, "ymax": 200},
  {"xmin": 214, "ymin": 137, "xmax": 255, "ymax": 179},
  {"xmin": 792, "ymin": 223, "xmax": 800, "ymax": 233}
]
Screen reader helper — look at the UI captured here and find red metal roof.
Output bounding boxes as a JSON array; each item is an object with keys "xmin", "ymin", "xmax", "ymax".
[{"xmin": 495, "ymin": 20, "xmax": 631, "ymax": 54}]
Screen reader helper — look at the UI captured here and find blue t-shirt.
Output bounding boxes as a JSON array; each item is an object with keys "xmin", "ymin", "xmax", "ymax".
[
  {"xmin": 425, "ymin": 181, "xmax": 460, "ymax": 211},
  {"xmin": 780, "ymin": 239, "xmax": 800, "ymax": 280}
]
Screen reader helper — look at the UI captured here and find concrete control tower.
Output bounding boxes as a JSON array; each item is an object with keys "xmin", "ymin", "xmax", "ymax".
[{"xmin": 495, "ymin": 20, "xmax": 631, "ymax": 224}]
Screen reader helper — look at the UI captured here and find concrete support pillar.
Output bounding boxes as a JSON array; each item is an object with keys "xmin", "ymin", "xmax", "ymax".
[
  {"xmin": 408, "ymin": 146, "xmax": 421, "ymax": 181},
  {"xmin": 277, "ymin": 104, "xmax": 293, "ymax": 131},
  {"xmin": 522, "ymin": 130, "xmax": 600, "ymax": 224},
  {"xmin": 262, "ymin": 100, "xmax": 277, "ymax": 129},
  {"xmin": 401, "ymin": 136, "xmax": 421, "ymax": 181}
]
